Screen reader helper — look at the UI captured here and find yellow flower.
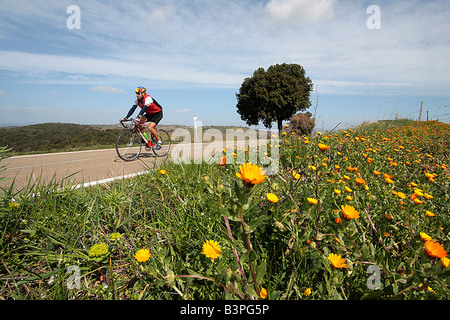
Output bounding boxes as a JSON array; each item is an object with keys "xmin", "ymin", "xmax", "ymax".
[
  {"xmin": 424, "ymin": 240, "xmax": 448, "ymax": 259},
  {"xmin": 260, "ymin": 287, "xmax": 268, "ymax": 299},
  {"xmin": 307, "ymin": 197, "xmax": 318, "ymax": 205},
  {"xmin": 236, "ymin": 163, "xmax": 267, "ymax": 186},
  {"xmin": 344, "ymin": 186, "xmax": 353, "ymax": 193},
  {"xmin": 425, "ymin": 210, "xmax": 435, "ymax": 217},
  {"xmin": 385, "ymin": 177, "xmax": 394, "ymax": 184},
  {"xmin": 327, "ymin": 253, "xmax": 347, "ymax": 269},
  {"xmin": 293, "ymin": 171, "xmax": 301, "ymax": 180},
  {"xmin": 341, "ymin": 205, "xmax": 360, "ymax": 219},
  {"xmin": 441, "ymin": 256, "xmax": 450, "ymax": 268},
  {"xmin": 9, "ymin": 202, "xmax": 19, "ymax": 209},
  {"xmin": 201, "ymin": 240, "xmax": 222, "ymax": 263},
  {"xmin": 420, "ymin": 232, "xmax": 433, "ymax": 241},
  {"xmin": 334, "ymin": 189, "xmax": 341, "ymax": 195},
  {"xmin": 304, "ymin": 288, "xmax": 312, "ymax": 297},
  {"xmin": 135, "ymin": 248, "xmax": 151, "ymax": 262},
  {"xmin": 396, "ymin": 192, "xmax": 407, "ymax": 199},
  {"xmin": 160, "ymin": 169, "xmax": 166, "ymax": 175},
  {"xmin": 308, "ymin": 165, "xmax": 316, "ymax": 171},
  {"xmin": 266, "ymin": 193, "xmax": 279, "ymax": 203}
]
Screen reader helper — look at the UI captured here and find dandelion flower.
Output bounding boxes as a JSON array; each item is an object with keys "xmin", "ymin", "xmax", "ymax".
[
  {"xmin": 327, "ymin": 253, "xmax": 347, "ymax": 269},
  {"xmin": 236, "ymin": 163, "xmax": 267, "ymax": 187},
  {"xmin": 201, "ymin": 240, "xmax": 222, "ymax": 263},
  {"xmin": 260, "ymin": 287, "xmax": 268, "ymax": 299},
  {"xmin": 304, "ymin": 288, "xmax": 312, "ymax": 297},
  {"xmin": 424, "ymin": 240, "xmax": 448, "ymax": 259},
  {"xmin": 341, "ymin": 205, "xmax": 360, "ymax": 219},
  {"xmin": 135, "ymin": 249, "xmax": 151, "ymax": 262},
  {"xmin": 307, "ymin": 197, "xmax": 318, "ymax": 205},
  {"xmin": 266, "ymin": 193, "xmax": 279, "ymax": 203}
]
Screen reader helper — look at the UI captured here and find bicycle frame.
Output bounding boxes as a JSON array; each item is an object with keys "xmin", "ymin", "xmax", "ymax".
[{"xmin": 121, "ymin": 119, "xmax": 157, "ymax": 148}]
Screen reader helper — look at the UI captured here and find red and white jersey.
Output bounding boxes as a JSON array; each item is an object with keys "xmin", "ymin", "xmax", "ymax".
[{"xmin": 135, "ymin": 94, "xmax": 162, "ymax": 115}]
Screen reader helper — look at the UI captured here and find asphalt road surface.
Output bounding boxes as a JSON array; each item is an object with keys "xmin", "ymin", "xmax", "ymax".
[{"xmin": 0, "ymin": 140, "xmax": 257, "ymax": 193}]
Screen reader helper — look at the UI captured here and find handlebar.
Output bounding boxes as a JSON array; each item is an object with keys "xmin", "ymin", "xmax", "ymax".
[{"xmin": 120, "ymin": 118, "xmax": 136, "ymax": 129}]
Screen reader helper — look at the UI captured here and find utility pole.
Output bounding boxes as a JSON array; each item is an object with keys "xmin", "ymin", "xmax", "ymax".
[{"xmin": 418, "ymin": 101, "xmax": 423, "ymax": 121}]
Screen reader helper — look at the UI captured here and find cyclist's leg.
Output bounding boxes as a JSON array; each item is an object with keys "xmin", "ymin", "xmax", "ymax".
[
  {"xmin": 146, "ymin": 111, "xmax": 163, "ymax": 142},
  {"xmin": 148, "ymin": 122, "xmax": 161, "ymax": 142}
]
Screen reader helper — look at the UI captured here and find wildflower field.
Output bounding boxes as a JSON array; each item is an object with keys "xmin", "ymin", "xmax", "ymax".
[{"xmin": 0, "ymin": 119, "xmax": 449, "ymax": 300}]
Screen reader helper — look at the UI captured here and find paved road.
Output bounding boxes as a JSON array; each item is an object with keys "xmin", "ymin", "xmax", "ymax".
[{"xmin": 0, "ymin": 140, "xmax": 258, "ymax": 193}]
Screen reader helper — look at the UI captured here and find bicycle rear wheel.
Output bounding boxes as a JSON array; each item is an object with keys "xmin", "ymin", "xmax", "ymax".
[
  {"xmin": 152, "ymin": 128, "xmax": 171, "ymax": 157},
  {"xmin": 116, "ymin": 129, "xmax": 142, "ymax": 161}
]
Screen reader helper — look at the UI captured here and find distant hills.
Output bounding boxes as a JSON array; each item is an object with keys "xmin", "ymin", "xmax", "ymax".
[{"xmin": 0, "ymin": 122, "xmax": 258, "ymax": 155}]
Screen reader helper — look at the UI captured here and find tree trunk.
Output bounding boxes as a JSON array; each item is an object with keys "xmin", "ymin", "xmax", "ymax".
[{"xmin": 277, "ymin": 118, "xmax": 283, "ymax": 134}]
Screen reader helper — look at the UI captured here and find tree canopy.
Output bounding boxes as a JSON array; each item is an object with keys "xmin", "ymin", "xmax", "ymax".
[{"xmin": 236, "ymin": 63, "xmax": 313, "ymax": 132}]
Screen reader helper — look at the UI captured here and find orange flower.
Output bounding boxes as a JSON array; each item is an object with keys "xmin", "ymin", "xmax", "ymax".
[
  {"xmin": 219, "ymin": 155, "xmax": 226, "ymax": 166},
  {"xmin": 236, "ymin": 163, "xmax": 266, "ymax": 186},
  {"xmin": 335, "ymin": 217, "xmax": 342, "ymax": 224},
  {"xmin": 341, "ymin": 205, "xmax": 360, "ymax": 219},
  {"xmin": 327, "ymin": 253, "xmax": 347, "ymax": 269},
  {"xmin": 424, "ymin": 240, "xmax": 448, "ymax": 258},
  {"xmin": 318, "ymin": 143, "xmax": 330, "ymax": 151}
]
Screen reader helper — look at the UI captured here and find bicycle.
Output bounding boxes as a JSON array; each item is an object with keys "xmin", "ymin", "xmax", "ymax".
[{"xmin": 116, "ymin": 119, "xmax": 171, "ymax": 161}]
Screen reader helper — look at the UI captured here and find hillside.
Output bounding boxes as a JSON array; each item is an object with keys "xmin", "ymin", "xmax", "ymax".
[
  {"xmin": 0, "ymin": 123, "xmax": 124, "ymax": 154},
  {"xmin": 0, "ymin": 122, "xmax": 259, "ymax": 155}
]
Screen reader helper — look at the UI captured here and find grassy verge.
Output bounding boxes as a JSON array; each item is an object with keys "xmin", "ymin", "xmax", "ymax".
[{"xmin": 0, "ymin": 120, "xmax": 449, "ymax": 300}]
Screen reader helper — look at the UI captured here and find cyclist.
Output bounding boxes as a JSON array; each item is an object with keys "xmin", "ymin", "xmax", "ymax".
[{"xmin": 122, "ymin": 86, "xmax": 163, "ymax": 150}]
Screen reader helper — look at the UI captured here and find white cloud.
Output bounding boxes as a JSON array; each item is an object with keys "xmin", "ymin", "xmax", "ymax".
[
  {"xmin": 90, "ymin": 86, "xmax": 125, "ymax": 94},
  {"xmin": 262, "ymin": 0, "xmax": 337, "ymax": 29},
  {"xmin": 0, "ymin": 90, "xmax": 5, "ymax": 95},
  {"xmin": 176, "ymin": 108, "xmax": 192, "ymax": 113},
  {"xmin": 0, "ymin": 1, "xmax": 449, "ymax": 98}
]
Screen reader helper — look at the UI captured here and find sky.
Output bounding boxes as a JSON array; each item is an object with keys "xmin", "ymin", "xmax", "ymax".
[{"xmin": 0, "ymin": 0, "xmax": 449, "ymax": 130}]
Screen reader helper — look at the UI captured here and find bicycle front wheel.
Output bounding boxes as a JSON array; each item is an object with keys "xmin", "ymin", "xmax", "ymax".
[
  {"xmin": 116, "ymin": 129, "xmax": 142, "ymax": 161},
  {"xmin": 152, "ymin": 129, "xmax": 171, "ymax": 157}
]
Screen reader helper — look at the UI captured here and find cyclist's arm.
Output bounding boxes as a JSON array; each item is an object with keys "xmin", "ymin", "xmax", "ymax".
[{"xmin": 125, "ymin": 104, "xmax": 138, "ymax": 119}]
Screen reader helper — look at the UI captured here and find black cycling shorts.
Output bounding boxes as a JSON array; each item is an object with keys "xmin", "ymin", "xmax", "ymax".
[{"xmin": 143, "ymin": 110, "xmax": 163, "ymax": 125}]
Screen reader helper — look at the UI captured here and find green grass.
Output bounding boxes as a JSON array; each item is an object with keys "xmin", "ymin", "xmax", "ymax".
[{"xmin": 0, "ymin": 120, "xmax": 449, "ymax": 300}]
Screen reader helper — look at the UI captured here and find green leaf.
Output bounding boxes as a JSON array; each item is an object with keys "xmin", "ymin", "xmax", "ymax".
[
  {"xmin": 246, "ymin": 215, "xmax": 268, "ymax": 234},
  {"xmin": 256, "ymin": 262, "xmax": 267, "ymax": 284}
]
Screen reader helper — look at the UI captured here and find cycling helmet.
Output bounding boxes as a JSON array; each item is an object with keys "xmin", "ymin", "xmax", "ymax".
[{"xmin": 135, "ymin": 86, "xmax": 146, "ymax": 93}]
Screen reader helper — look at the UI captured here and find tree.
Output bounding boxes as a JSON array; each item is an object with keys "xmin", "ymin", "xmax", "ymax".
[
  {"xmin": 236, "ymin": 63, "xmax": 313, "ymax": 132},
  {"xmin": 290, "ymin": 112, "xmax": 315, "ymax": 136}
]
